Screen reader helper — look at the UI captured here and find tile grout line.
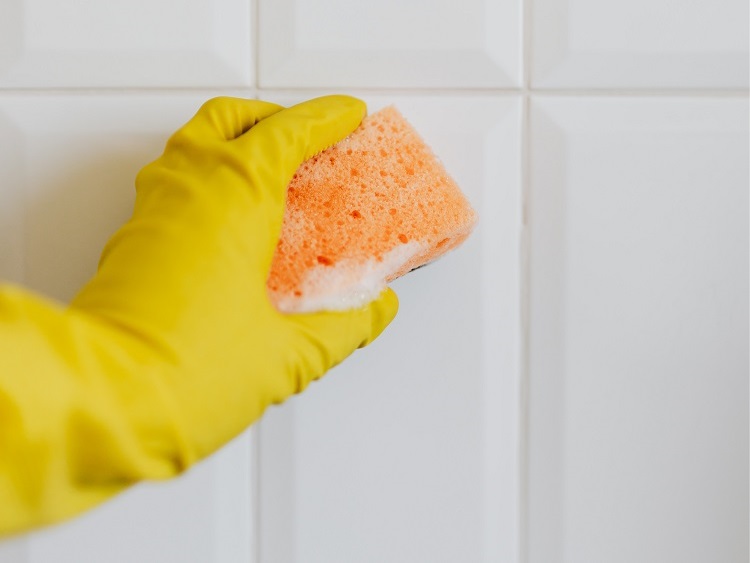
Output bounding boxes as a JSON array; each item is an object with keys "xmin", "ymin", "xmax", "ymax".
[
  {"xmin": 1, "ymin": 21, "xmax": 742, "ymax": 563},
  {"xmin": 0, "ymin": 88, "xmax": 746, "ymax": 97},
  {"xmin": 518, "ymin": 94, "xmax": 531, "ymax": 563},
  {"xmin": 251, "ymin": 3, "xmax": 262, "ymax": 563},
  {"xmin": 251, "ymin": 2, "xmax": 265, "ymax": 561},
  {"xmin": 253, "ymin": 0, "xmax": 261, "ymax": 92},
  {"xmin": 251, "ymin": 425, "xmax": 261, "ymax": 563},
  {"xmin": 523, "ymin": 0, "xmax": 533, "ymax": 93},
  {"xmin": 519, "ymin": 0, "xmax": 532, "ymax": 559}
]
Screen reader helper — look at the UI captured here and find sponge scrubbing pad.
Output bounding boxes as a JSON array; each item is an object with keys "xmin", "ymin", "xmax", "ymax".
[{"xmin": 267, "ymin": 106, "xmax": 477, "ymax": 313}]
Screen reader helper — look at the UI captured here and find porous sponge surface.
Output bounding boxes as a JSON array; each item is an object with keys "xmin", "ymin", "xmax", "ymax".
[{"xmin": 267, "ymin": 106, "xmax": 477, "ymax": 313}]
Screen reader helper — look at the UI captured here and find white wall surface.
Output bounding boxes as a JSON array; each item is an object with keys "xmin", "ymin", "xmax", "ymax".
[{"xmin": 0, "ymin": 1, "xmax": 747, "ymax": 563}]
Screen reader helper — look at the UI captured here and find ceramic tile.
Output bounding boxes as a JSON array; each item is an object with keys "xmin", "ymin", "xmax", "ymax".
[
  {"xmin": 258, "ymin": 0, "xmax": 521, "ymax": 88},
  {"xmin": 258, "ymin": 94, "xmax": 523, "ymax": 563},
  {"xmin": 0, "ymin": 95, "xmax": 255, "ymax": 563},
  {"xmin": 0, "ymin": 0, "xmax": 252, "ymax": 87},
  {"xmin": 531, "ymin": 0, "xmax": 749, "ymax": 88},
  {"xmin": 528, "ymin": 97, "xmax": 749, "ymax": 563}
]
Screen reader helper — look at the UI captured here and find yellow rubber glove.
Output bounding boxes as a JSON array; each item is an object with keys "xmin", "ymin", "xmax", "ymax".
[{"xmin": 0, "ymin": 95, "xmax": 398, "ymax": 536}]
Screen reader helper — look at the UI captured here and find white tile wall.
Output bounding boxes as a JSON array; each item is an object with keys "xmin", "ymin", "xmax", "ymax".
[
  {"xmin": 0, "ymin": 0, "xmax": 747, "ymax": 563},
  {"xmin": 528, "ymin": 97, "xmax": 749, "ymax": 563},
  {"xmin": 0, "ymin": 96, "xmax": 256, "ymax": 563},
  {"xmin": 531, "ymin": 0, "xmax": 750, "ymax": 88},
  {"xmin": 0, "ymin": 0, "xmax": 252, "ymax": 88},
  {"xmin": 0, "ymin": 95, "xmax": 245, "ymax": 300},
  {"xmin": 257, "ymin": 94, "xmax": 522, "ymax": 563},
  {"xmin": 27, "ymin": 432, "xmax": 254, "ymax": 563},
  {"xmin": 258, "ymin": 0, "xmax": 521, "ymax": 88}
]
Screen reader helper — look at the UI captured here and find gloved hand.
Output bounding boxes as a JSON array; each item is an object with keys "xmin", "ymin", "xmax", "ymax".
[{"xmin": 0, "ymin": 95, "xmax": 398, "ymax": 535}]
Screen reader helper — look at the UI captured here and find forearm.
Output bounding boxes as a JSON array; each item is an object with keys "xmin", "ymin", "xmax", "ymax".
[
  {"xmin": 0, "ymin": 286, "xmax": 186, "ymax": 535},
  {"xmin": 0, "ymin": 95, "xmax": 397, "ymax": 536},
  {"xmin": 0, "ymin": 176, "xmax": 263, "ymax": 534}
]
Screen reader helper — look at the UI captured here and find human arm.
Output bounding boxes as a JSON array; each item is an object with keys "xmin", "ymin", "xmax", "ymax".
[{"xmin": 0, "ymin": 96, "xmax": 398, "ymax": 535}]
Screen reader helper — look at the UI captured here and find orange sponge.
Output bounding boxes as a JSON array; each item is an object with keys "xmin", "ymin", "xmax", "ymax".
[{"xmin": 267, "ymin": 106, "xmax": 477, "ymax": 313}]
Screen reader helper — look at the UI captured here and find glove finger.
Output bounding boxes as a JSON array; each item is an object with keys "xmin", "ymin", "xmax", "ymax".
[
  {"xmin": 235, "ymin": 95, "xmax": 366, "ymax": 211},
  {"xmin": 283, "ymin": 288, "xmax": 399, "ymax": 391},
  {"xmin": 174, "ymin": 97, "xmax": 284, "ymax": 142}
]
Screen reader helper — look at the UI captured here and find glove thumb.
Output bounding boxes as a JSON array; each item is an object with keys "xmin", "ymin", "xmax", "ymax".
[{"xmin": 280, "ymin": 288, "xmax": 399, "ymax": 392}]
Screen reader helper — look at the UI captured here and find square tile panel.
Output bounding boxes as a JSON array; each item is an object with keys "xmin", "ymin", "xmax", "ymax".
[
  {"xmin": 0, "ymin": 94, "xmax": 256, "ymax": 562},
  {"xmin": 0, "ymin": 0, "xmax": 252, "ymax": 87},
  {"xmin": 0, "ymin": 96, "xmax": 196, "ymax": 299},
  {"xmin": 531, "ymin": 0, "xmax": 749, "ymax": 88},
  {"xmin": 528, "ymin": 97, "xmax": 749, "ymax": 563},
  {"xmin": 258, "ymin": 0, "xmax": 521, "ymax": 88},
  {"xmin": 258, "ymin": 94, "xmax": 523, "ymax": 563},
  {"xmin": 27, "ymin": 432, "xmax": 254, "ymax": 563}
]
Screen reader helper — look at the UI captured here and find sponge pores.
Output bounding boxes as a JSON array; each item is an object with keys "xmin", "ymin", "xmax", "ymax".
[{"xmin": 267, "ymin": 106, "xmax": 477, "ymax": 314}]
